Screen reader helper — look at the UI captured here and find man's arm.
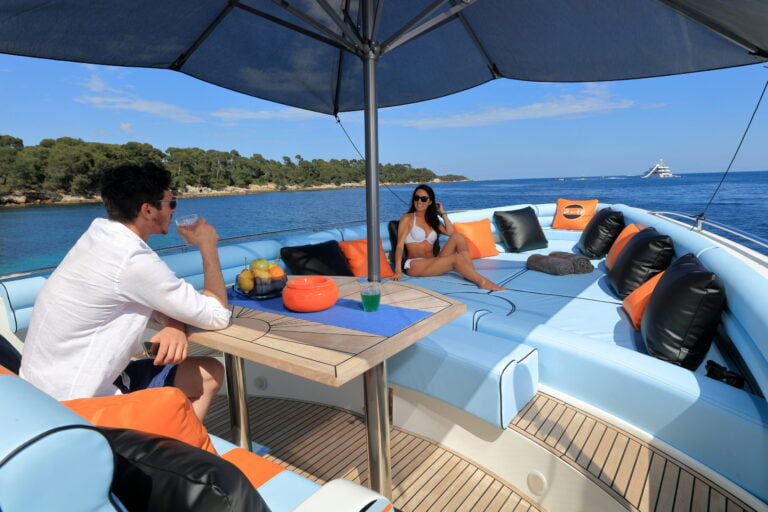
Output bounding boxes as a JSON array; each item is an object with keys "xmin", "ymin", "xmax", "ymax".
[
  {"xmin": 178, "ymin": 218, "xmax": 228, "ymax": 307},
  {"xmin": 150, "ymin": 312, "xmax": 189, "ymax": 366}
]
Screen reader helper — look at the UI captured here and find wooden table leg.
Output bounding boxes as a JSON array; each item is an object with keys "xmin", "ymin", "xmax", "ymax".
[
  {"xmin": 363, "ymin": 361, "xmax": 392, "ymax": 498},
  {"xmin": 224, "ymin": 353, "xmax": 251, "ymax": 451}
]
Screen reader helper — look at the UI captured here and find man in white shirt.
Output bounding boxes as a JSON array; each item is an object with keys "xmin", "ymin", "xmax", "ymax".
[{"xmin": 20, "ymin": 163, "xmax": 231, "ymax": 420}]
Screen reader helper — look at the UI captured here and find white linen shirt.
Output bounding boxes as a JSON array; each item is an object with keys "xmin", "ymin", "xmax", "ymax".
[{"xmin": 20, "ymin": 218, "xmax": 231, "ymax": 400}]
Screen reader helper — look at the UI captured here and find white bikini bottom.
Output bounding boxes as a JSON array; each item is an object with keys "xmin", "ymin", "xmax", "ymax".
[{"xmin": 404, "ymin": 257, "xmax": 425, "ymax": 270}]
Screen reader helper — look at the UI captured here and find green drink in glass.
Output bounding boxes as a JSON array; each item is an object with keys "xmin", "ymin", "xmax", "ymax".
[{"xmin": 361, "ymin": 282, "xmax": 381, "ymax": 312}]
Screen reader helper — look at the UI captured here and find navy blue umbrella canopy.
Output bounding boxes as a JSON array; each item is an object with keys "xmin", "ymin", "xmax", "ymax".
[{"xmin": 0, "ymin": 0, "xmax": 766, "ymax": 115}]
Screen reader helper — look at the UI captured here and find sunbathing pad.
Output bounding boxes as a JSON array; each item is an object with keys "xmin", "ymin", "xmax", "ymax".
[{"xmin": 227, "ymin": 289, "xmax": 431, "ymax": 337}]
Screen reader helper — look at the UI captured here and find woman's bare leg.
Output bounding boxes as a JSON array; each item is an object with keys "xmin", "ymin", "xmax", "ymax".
[
  {"xmin": 408, "ymin": 254, "xmax": 505, "ymax": 291},
  {"xmin": 439, "ymin": 233, "xmax": 472, "ymax": 260}
]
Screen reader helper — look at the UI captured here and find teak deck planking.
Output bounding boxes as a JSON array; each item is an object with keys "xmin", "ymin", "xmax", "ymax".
[
  {"xmin": 509, "ymin": 393, "xmax": 756, "ymax": 512},
  {"xmin": 205, "ymin": 395, "xmax": 542, "ymax": 512}
]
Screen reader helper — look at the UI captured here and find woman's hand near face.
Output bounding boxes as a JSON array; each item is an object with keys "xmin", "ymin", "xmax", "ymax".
[{"xmin": 435, "ymin": 201, "xmax": 446, "ymax": 215}]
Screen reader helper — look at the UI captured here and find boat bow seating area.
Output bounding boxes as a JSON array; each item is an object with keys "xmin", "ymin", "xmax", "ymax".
[{"xmin": 2, "ymin": 202, "xmax": 767, "ymax": 505}]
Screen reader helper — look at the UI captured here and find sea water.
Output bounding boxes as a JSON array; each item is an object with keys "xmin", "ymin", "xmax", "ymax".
[{"xmin": 1, "ymin": 171, "xmax": 767, "ymax": 276}]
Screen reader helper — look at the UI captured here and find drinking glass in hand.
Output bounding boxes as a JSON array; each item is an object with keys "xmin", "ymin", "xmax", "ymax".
[
  {"xmin": 175, "ymin": 214, "xmax": 198, "ymax": 247},
  {"xmin": 361, "ymin": 281, "xmax": 381, "ymax": 312},
  {"xmin": 175, "ymin": 214, "xmax": 199, "ymax": 228}
]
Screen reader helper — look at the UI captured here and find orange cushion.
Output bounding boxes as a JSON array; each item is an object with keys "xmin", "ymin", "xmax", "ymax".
[
  {"xmin": 454, "ymin": 219, "xmax": 499, "ymax": 259},
  {"xmin": 63, "ymin": 387, "xmax": 216, "ymax": 454},
  {"xmin": 338, "ymin": 239, "xmax": 394, "ymax": 278},
  {"xmin": 0, "ymin": 364, "xmax": 17, "ymax": 376},
  {"xmin": 221, "ymin": 448, "xmax": 285, "ymax": 488},
  {"xmin": 622, "ymin": 271, "xmax": 665, "ymax": 330},
  {"xmin": 552, "ymin": 198, "xmax": 599, "ymax": 230},
  {"xmin": 605, "ymin": 223, "xmax": 641, "ymax": 270}
]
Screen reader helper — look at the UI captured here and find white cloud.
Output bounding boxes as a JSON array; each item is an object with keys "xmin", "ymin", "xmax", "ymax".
[
  {"xmin": 76, "ymin": 95, "xmax": 203, "ymax": 123},
  {"xmin": 75, "ymin": 67, "xmax": 200, "ymax": 123},
  {"xmin": 386, "ymin": 87, "xmax": 637, "ymax": 129},
  {"xmin": 211, "ymin": 107, "xmax": 324, "ymax": 123}
]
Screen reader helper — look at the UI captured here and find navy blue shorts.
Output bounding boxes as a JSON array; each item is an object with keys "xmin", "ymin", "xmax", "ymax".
[{"xmin": 113, "ymin": 359, "xmax": 178, "ymax": 394}]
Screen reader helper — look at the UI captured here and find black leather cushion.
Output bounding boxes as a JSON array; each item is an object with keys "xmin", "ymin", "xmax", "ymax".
[
  {"xmin": 280, "ymin": 240, "xmax": 353, "ymax": 276},
  {"xmin": 642, "ymin": 254, "xmax": 726, "ymax": 370},
  {"xmin": 493, "ymin": 207, "xmax": 548, "ymax": 253},
  {"xmin": 97, "ymin": 427, "xmax": 270, "ymax": 512},
  {"xmin": 388, "ymin": 220, "xmax": 405, "ymax": 267},
  {"xmin": 607, "ymin": 228, "xmax": 674, "ymax": 298},
  {"xmin": 577, "ymin": 208, "xmax": 625, "ymax": 258},
  {"xmin": 0, "ymin": 334, "xmax": 22, "ymax": 374}
]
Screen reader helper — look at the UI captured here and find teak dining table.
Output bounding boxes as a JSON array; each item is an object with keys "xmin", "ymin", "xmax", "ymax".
[{"xmin": 188, "ymin": 276, "xmax": 466, "ymax": 498}]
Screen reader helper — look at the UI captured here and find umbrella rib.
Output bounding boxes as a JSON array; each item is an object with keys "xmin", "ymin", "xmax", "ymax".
[
  {"xmin": 332, "ymin": 0, "xmax": 354, "ymax": 116},
  {"xmin": 315, "ymin": 0, "xmax": 363, "ymax": 49},
  {"xmin": 235, "ymin": 2, "xmax": 356, "ymax": 54},
  {"xmin": 381, "ymin": 0, "xmax": 479, "ymax": 55},
  {"xmin": 656, "ymin": 0, "xmax": 768, "ymax": 58},
  {"xmin": 370, "ymin": 0, "xmax": 384, "ymax": 43},
  {"xmin": 171, "ymin": 2, "xmax": 236, "ymax": 71},
  {"xmin": 269, "ymin": 0, "xmax": 362, "ymax": 55},
  {"xmin": 455, "ymin": 8, "xmax": 500, "ymax": 79},
  {"xmin": 379, "ymin": 0, "xmax": 451, "ymax": 51}
]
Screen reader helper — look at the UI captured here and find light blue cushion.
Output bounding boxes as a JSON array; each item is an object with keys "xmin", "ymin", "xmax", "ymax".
[
  {"xmin": 0, "ymin": 377, "xmax": 117, "ymax": 512},
  {"xmin": 276, "ymin": 229, "xmax": 342, "ymax": 248},
  {"xmin": 389, "ymin": 324, "xmax": 538, "ymax": 428},
  {"xmin": 503, "ymin": 265, "xmax": 619, "ymax": 303},
  {"xmin": 0, "ymin": 276, "xmax": 47, "ymax": 332},
  {"xmin": 258, "ymin": 470, "xmax": 322, "ymax": 512}
]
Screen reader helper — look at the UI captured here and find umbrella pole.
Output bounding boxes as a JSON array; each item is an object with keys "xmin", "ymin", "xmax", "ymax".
[
  {"xmin": 363, "ymin": 55, "xmax": 381, "ymax": 279},
  {"xmin": 362, "ymin": 0, "xmax": 392, "ymax": 500}
]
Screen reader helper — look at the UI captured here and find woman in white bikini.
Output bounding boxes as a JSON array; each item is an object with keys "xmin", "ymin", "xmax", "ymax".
[{"xmin": 391, "ymin": 185, "xmax": 505, "ymax": 291}]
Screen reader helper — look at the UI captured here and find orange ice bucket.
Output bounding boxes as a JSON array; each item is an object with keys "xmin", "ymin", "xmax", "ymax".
[{"xmin": 282, "ymin": 276, "xmax": 339, "ymax": 312}]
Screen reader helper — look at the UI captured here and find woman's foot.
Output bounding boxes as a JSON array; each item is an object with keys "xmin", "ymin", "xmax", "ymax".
[{"xmin": 479, "ymin": 278, "xmax": 506, "ymax": 291}]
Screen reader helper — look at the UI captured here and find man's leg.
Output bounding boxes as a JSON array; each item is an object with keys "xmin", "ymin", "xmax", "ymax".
[{"xmin": 174, "ymin": 356, "xmax": 225, "ymax": 421}]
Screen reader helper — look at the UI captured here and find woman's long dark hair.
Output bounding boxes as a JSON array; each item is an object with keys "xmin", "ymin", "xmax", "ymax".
[{"xmin": 407, "ymin": 184, "xmax": 442, "ymax": 256}]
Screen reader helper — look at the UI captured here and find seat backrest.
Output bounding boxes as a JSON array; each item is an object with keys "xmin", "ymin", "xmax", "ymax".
[
  {"xmin": 612, "ymin": 204, "xmax": 768, "ymax": 394},
  {"xmin": 0, "ymin": 374, "xmax": 120, "ymax": 512}
]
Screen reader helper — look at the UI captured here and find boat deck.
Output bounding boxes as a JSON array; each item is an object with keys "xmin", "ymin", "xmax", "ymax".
[
  {"xmin": 205, "ymin": 395, "xmax": 542, "ymax": 512},
  {"xmin": 205, "ymin": 391, "xmax": 759, "ymax": 512},
  {"xmin": 510, "ymin": 393, "xmax": 757, "ymax": 512}
]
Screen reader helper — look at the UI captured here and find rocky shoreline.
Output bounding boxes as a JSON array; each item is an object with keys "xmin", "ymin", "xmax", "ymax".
[{"xmin": 1, "ymin": 179, "xmax": 463, "ymax": 207}]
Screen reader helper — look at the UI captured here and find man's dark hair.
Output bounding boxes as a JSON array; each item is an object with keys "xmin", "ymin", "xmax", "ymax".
[{"xmin": 100, "ymin": 163, "xmax": 173, "ymax": 222}]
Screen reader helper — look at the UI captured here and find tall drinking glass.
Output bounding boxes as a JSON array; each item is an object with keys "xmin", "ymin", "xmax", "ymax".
[{"xmin": 361, "ymin": 281, "xmax": 381, "ymax": 312}]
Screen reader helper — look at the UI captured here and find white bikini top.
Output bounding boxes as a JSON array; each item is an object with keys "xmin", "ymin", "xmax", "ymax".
[{"xmin": 405, "ymin": 214, "xmax": 437, "ymax": 244}]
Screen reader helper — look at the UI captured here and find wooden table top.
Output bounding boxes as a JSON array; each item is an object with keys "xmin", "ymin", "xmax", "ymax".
[{"xmin": 188, "ymin": 277, "xmax": 466, "ymax": 387}]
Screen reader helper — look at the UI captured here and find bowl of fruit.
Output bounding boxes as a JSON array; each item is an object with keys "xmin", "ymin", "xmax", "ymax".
[{"xmin": 234, "ymin": 258, "xmax": 288, "ymax": 300}]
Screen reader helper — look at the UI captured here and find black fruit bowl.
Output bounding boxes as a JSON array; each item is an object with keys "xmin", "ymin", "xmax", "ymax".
[{"xmin": 233, "ymin": 276, "xmax": 287, "ymax": 300}]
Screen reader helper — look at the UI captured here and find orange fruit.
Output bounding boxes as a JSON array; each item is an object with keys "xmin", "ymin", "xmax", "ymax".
[{"xmin": 268, "ymin": 266, "xmax": 285, "ymax": 280}]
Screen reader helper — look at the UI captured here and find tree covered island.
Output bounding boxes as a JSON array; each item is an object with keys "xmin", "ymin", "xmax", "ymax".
[{"xmin": 0, "ymin": 135, "xmax": 467, "ymax": 205}]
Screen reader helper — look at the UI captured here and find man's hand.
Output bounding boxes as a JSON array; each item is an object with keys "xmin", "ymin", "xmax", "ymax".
[
  {"xmin": 391, "ymin": 271, "xmax": 403, "ymax": 281},
  {"xmin": 177, "ymin": 218, "xmax": 219, "ymax": 249},
  {"xmin": 151, "ymin": 324, "xmax": 189, "ymax": 366}
]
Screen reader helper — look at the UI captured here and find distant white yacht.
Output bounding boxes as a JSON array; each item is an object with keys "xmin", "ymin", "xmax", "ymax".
[{"xmin": 642, "ymin": 159, "xmax": 676, "ymax": 178}]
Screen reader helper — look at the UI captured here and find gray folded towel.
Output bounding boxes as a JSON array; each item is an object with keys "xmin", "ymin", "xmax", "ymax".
[
  {"xmin": 549, "ymin": 251, "xmax": 594, "ymax": 274},
  {"xmin": 526, "ymin": 254, "xmax": 575, "ymax": 275}
]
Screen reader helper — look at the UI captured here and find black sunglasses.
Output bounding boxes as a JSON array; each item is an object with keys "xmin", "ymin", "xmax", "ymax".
[
  {"xmin": 414, "ymin": 195, "xmax": 430, "ymax": 203},
  {"xmin": 158, "ymin": 198, "xmax": 178, "ymax": 209}
]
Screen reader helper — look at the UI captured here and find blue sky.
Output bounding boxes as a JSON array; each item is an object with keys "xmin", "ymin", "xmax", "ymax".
[{"xmin": 1, "ymin": 53, "xmax": 766, "ymax": 179}]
